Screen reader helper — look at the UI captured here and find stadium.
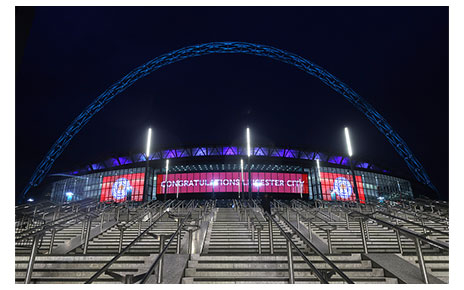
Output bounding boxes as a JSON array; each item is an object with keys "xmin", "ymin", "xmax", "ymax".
[{"xmin": 44, "ymin": 144, "xmax": 414, "ymax": 204}]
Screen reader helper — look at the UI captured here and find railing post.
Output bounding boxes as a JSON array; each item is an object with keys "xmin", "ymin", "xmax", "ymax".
[
  {"xmin": 48, "ymin": 228, "xmax": 56, "ymax": 254},
  {"xmin": 118, "ymin": 228, "xmax": 124, "ymax": 253},
  {"xmin": 326, "ymin": 230, "xmax": 333, "ymax": 254},
  {"xmin": 365, "ymin": 220, "xmax": 370, "ymax": 240},
  {"xmin": 138, "ymin": 220, "xmax": 142, "ymax": 236},
  {"xmin": 414, "ymin": 237, "xmax": 429, "ymax": 284},
  {"xmin": 81, "ymin": 219, "xmax": 87, "ymax": 240},
  {"xmin": 100, "ymin": 213, "xmax": 105, "ymax": 231},
  {"xmin": 286, "ymin": 207, "xmax": 290, "ymax": 221},
  {"xmin": 257, "ymin": 227, "xmax": 262, "ymax": 254},
  {"xmin": 24, "ymin": 234, "xmax": 41, "ymax": 284},
  {"xmin": 83, "ymin": 216, "xmax": 92, "ymax": 254},
  {"xmin": 359, "ymin": 219, "xmax": 368, "ymax": 253},
  {"xmin": 157, "ymin": 235, "xmax": 166, "ymax": 283},
  {"xmin": 286, "ymin": 239, "xmax": 295, "ymax": 284},
  {"xmin": 251, "ymin": 223, "xmax": 255, "ymax": 241},
  {"xmin": 269, "ymin": 219, "xmax": 274, "ymax": 254},
  {"xmin": 395, "ymin": 219, "xmax": 403, "ymax": 254},
  {"xmin": 188, "ymin": 229, "xmax": 194, "ymax": 254},
  {"xmin": 176, "ymin": 219, "xmax": 181, "ymax": 254},
  {"xmin": 296, "ymin": 214, "xmax": 300, "ymax": 230},
  {"xmin": 345, "ymin": 213, "xmax": 350, "ymax": 230},
  {"xmin": 307, "ymin": 221, "xmax": 312, "ymax": 240}
]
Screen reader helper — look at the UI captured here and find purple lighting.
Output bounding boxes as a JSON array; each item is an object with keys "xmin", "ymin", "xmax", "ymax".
[
  {"xmin": 163, "ymin": 150, "xmax": 176, "ymax": 159},
  {"xmin": 328, "ymin": 156, "xmax": 342, "ymax": 164},
  {"xmin": 340, "ymin": 157, "xmax": 350, "ymax": 166},
  {"xmin": 62, "ymin": 146, "xmax": 385, "ymax": 176},
  {"xmin": 284, "ymin": 150, "xmax": 297, "ymax": 158},
  {"xmin": 223, "ymin": 146, "xmax": 237, "ymax": 155},
  {"xmin": 193, "ymin": 147, "xmax": 207, "ymax": 156},
  {"xmin": 255, "ymin": 147, "xmax": 266, "ymax": 156},
  {"xmin": 356, "ymin": 162, "xmax": 369, "ymax": 169},
  {"xmin": 175, "ymin": 149, "xmax": 188, "ymax": 158},
  {"xmin": 118, "ymin": 157, "xmax": 132, "ymax": 165}
]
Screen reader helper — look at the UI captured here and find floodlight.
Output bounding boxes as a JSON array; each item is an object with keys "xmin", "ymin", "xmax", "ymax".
[
  {"xmin": 146, "ymin": 128, "xmax": 152, "ymax": 158},
  {"xmin": 246, "ymin": 127, "xmax": 251, "ymax": 157},
  {"xmin": 344, "ymin": 127, "xmax": 353, "ymax": 157}
]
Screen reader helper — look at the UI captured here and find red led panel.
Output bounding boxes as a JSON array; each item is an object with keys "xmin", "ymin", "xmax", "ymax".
[
  {"xmin": 100, "ymin": 173, "xmax": 145, "ymax": 203},
  {"xmin": 156, "ymin": 171, "xmax": 309, "ymax": 195},
  {"xmin": 320, "ymin": 172, "xmax": 365, "ymax": 203}
]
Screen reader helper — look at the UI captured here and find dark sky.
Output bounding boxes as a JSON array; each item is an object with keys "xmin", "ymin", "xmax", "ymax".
[{"xmin": 15, "ymin": 6, "xmax": 449, "ymax": 200}]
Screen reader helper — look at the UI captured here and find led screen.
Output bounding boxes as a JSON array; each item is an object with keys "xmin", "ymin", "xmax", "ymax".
[
  {"xmin": 156, "ymin": 172, "xmax": 309, "ymax": 194},
  {"xmin": 100, "ymin": 173, "xmax": 145, "ymax": 202},
  {"xmin": 320, "ymin": 172, "xmax": 365, "ymax": 203}
]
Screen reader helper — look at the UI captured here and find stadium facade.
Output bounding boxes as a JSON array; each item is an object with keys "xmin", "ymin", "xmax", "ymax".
[{"xmin": 47, "ymin": 145, "xmax": 414, "ymax": 204}]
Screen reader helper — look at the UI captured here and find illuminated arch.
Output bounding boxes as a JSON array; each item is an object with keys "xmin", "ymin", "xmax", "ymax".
[{"xmin": 21, "ymin": 42, "xmax": 437, "ymax": 199}]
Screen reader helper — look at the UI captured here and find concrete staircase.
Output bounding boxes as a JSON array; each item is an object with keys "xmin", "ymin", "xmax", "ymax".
[
  {"xmin": 15, "ymin": 254, "xmax": 155, "ymax": 284},
  {"xmin": 182, "ymin": 254, "xmax": 397, "ymax": 284},
  {"xmin": 182, "ymin": 207, "xmax": 398, "ymax": 284}
]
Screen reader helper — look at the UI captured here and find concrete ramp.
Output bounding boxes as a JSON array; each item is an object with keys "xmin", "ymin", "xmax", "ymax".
[{"xmin": 365, "ymin": 253, "xmax": 444, "ymax": 284}]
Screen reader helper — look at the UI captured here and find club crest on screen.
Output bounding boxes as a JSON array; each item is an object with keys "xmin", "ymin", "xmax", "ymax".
[
  {"xmin": 111, "ymin": 177, "xmax": 133, "ymax": 200},
  {"xmin": 333, "ymin": 177, "xmax": 352, "ymax": 199}
]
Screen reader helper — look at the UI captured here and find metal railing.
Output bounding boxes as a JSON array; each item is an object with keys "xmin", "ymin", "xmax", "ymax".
[
  {"xmin": 341, "ymin": 207, "xmax": 449, "ymax": 284},
  {"xmin": 139, "ymin": 202, "xmax": 196, "ymax": 284},
  {"xmin": 84, "ymin": 206, "xmax": 169, "ymax": 283},
  {"xmin": 265, "ymin": 212, "xmax": 353, "ymax": 284}
]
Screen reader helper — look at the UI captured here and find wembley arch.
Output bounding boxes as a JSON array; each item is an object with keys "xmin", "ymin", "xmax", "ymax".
[{"xmin": 20, "ymin": 41, "xmax": 437, "ymax": 199}]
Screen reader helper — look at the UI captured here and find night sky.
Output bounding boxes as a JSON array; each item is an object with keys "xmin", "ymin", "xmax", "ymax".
[{"xmin": 15, "ymin": 6, "xmax": 449, "ymax": 200}]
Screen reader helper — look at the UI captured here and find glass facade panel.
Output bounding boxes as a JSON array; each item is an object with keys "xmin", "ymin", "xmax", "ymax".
[{"xmin": 49, "ymin": 164, "xmax": 413, "ymax": 203}]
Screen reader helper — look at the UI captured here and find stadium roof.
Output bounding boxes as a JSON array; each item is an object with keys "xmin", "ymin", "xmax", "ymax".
[{"xmin": 58, "ymin": 145, "xmax": 391, "ymax": 176}]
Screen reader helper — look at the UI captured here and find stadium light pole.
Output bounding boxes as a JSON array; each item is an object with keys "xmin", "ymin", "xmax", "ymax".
[
  {"xmin": 164, "ymin": 159, "xmax": 169, "ymax": 201},
  {"xmin": 240, "ymin": 159, "xmax": 244, "ymax": 199},
  {"xmin": 211, "ymin": 179, "xmax": 219, "ymax": 200},
  {"xmin": 316, "ymin": 159, "xmax": 323, "ymax": 200},
  {"xmin": 255, "ymin": 181, "xmax": 263, "ymax": 199},
  {"xmin": 247, "ymin": 127, "xmax": 252, "ymax": 200},
  {"xmin": 143, "ymin": 128, "xmax": 152, "ymax": 202},
  {"xmin": 345, "ymin": 127, "xmax": 360, "ymax": 203}
]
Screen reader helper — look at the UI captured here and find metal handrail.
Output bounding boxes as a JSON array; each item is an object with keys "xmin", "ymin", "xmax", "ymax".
[
  {"xmin": 15, "ymin": 201, "xmax": 115, "ymax": 243},
  {"xmin": 291, "ymin": 206, "xmax": 337, "ymax": 232},
  {"xmin": 374, "ymin": 211, "xmax": 449, "ymax": 236},
  {"xmin": 281, "ymin": 200, "xmax": 336, "ymax": 231},
  {"xmin": 381, "ymin": 202, "xmax": 449, "ymax": 225},
  {"xmin": 265, "ymin": 212, "xmax": 330, "ymax": 284},
  {"xmin": 345, "ymin": 208, "xmax": 449, "ymax": 250},
  {"xmin": 15, "ymin": 199, "xmax": 106, "ymax": 242},
  {"xmin": 274, "ymin": 211, "xmax": 354, "ymax": 284},
  {"xmin": 139, "ymin": 204, "xmax": 197, "ymax": 283},
  {"xmin": 247, "ymin": 200, "xmax": 263, "ymax": 228},
  {"xmin": 84, "ymin": 208, "xmax": 169, "ymax": 284}
]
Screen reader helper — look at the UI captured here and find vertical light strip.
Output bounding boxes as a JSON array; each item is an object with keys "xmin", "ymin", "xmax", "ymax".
[
  {"xmin": 146, "ymin": 128, "xmax": 152, "ymax": 158},
  {"xmin": 345, "ymin": 127, "xmax": 353, "ymax": 157},
  {"xmin": 241, "ymin": 159, "xmax": 244, "ymax": 191},
  {"xmin": 246, "ymin": 127, "xmax": 251, "ymax": 157},
  {"xmin": 165, "ymin": 159, "xmax": 169, "ymax": 185}
]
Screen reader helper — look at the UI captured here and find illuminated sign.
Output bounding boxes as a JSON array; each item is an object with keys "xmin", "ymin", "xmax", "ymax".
[
  {"xmin": 100, "ymin": 173, "xmax": 145, "ymax": 202},
  {"xmin": 320, "ymin": 172, "xmax": 365, "ymax": 203},
  {"xmin": 156, "ymin": 172, "xmax": 309, "ymax": 194}
]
